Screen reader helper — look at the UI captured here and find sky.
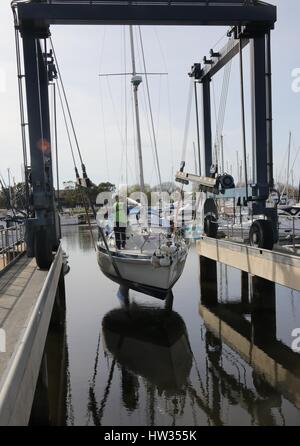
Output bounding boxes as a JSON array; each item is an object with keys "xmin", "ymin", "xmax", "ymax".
[{"xmin": 0, "ymin": 0, "xmax": 300, "ymax": 189}]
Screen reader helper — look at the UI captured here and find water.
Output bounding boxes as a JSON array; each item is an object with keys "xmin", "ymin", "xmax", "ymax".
[{"xmin": 50, "ymin": 225, "xmax": 300, "ymax": 426}]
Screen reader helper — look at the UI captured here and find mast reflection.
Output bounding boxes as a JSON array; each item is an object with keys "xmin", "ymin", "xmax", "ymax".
[{"xmin": 88, "ymin": 287, "xmax": 193, "ymax": 425}]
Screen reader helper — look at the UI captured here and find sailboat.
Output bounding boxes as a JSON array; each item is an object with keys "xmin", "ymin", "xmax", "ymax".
[{"xmin": 96, "ymin": 26, "xmax": 189, "ymax": 300}]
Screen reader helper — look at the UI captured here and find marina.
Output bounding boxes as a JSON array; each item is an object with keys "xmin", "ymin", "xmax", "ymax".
[{"xmin": 0, "ymin": 0, "xmax": 299, "ymax": 428}]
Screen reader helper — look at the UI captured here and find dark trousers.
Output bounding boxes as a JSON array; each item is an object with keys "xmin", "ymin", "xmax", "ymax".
[{"xmin": 114, "ymin": 225, "xmax": 126, "ymax": 249}]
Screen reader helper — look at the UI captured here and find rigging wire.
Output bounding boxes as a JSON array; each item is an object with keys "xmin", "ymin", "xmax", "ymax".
[
  {"xmin": 123, "ymin": 25, "xmax": 128, "ymax": 186},
  {"xmin": 133, "ymin": 27, "xmax": 158, "ymax": 188},
  {"xmin": 105, "ymin": 78, "xmax": 135, "ymax": 185},
  {"xmin": 129, "ymin": 30, "xmax": 156, "ymax": 188},
  {"xmin": 139, "ymin": 76, "xmax": 160, "ymax": 186},
  {"xmin": 138, "ymin": 27, "xmax": 162, "ymax": 190},
  {"xmin": 281, "ymin": 144, "xmax": 300, "ymax": 197},
  {"xmin": 105, "ymin": 76, "xmax": 129, "ymax": 184},
  {"xmin": 131, "ymin": 90, "xmax": 139, "ymax": 185},
  {"xmin": 106, "ymin": 77, "xmax": 127, "ymax": 155},
  {"xmin": 98, "ymin": 28, "xmax": 110, "ymax": 182},
  {"xmin": 152, "ymin": 28, "xmax": 175, "ymax": 183},
  {"xmin": 98, "ymin": 77, "xmax": 110, "ymax": 182},
  {"xmin": 155, "ymin": 74, "xmax": 162, "ymax": 157}
]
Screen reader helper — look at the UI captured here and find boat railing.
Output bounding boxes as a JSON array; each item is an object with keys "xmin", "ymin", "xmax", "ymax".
[{"xmin": 0, "ymin": 223, "xmax": 26, "ymax": 272}]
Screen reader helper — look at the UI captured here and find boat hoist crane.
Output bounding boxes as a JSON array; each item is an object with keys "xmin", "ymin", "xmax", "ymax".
[
  {"xmin": 176, "ymin": 23, "xmax": 278, "ymax": 250},
  {"xmin": 11, "ymin": 0, "xmax": 277, "ymax": 268}
]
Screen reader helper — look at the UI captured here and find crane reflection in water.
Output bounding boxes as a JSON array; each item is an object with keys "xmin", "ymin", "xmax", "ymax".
[
  {"xmin": 56, "ymin": 227, "xmax": 300, "ymax": 425},
  {"xmin": 85, "ymin": 267, "xmax": 300, "ymax": 426}
]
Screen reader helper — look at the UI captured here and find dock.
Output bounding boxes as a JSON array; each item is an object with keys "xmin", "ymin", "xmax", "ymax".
[
  {"xmin": 0, "ymin": 247, "xmax": 63, "ymax": 426},
  {"xmin": 197, "ymin": 237, "xmax": 300, "ymax": 292},
  {"xmin": 3, "ymin": 0, "xmax": 299, "ymax": 426}
]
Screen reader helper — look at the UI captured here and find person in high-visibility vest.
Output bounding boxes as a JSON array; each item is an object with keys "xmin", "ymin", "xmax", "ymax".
[{"xmin": 113, "ymin": 195, "xmax": 127, "ymax": 249}]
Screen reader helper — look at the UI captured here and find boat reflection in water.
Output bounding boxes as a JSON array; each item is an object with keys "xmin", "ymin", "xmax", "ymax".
[
  {"xmin": 88, "ymin": 286, "xmax": 193, "ymax": 425},
  {"xmin": 86, "ymin": 265, "xmax": 300, "ymax": 426},
  {"xmin": 58, "ymin": 228, "xmax": 300, "ymax": 425},
  {"xmin": 104, "ymin": 289, "xmax": 192, "ymax": 393}
]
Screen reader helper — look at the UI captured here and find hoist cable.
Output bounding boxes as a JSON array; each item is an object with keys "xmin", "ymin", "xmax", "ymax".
[
  {"xmin": 12, "ymin": 6, "xmax": 30, "ymax": 213},
  {"xmin": 56, "ymin": 81, "xmax": 77, "ymax": 169},
  {"xmin": 13, "ymin": 9, "xmax": 28, "ymax": 171},
  {"xmin": 213, "ymin": 38, "xmax": 233, "ymax": 171},
  {"xmin": 49, "ymin": 37, "xmax": 84, "ymax": 167},
  {"xmin": 181, "ymin": 79, "xmax": 194, "ymax": 166},
  {"xmin": 212, "ymin": 80, "xmax": 219, "ymax": 165},
  {"xmin": 52, "ymin": 82, "xmax": 60, "ymax": 203},
  {"xmin": 239, "ymin": 38, "xmax": 249, "ymax": 199},
  {"xmin": 194, "ymin": 82, "xmax": 201, "ymax": 176},
  {"xmin": 214, "ymin": 43, "xmax": 232, "ymax": 170}
]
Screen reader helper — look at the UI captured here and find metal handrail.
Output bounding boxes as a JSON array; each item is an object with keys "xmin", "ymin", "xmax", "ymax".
[{"xmin": 0, "ymin": 223, "xmax": 26, "ymax": 271}]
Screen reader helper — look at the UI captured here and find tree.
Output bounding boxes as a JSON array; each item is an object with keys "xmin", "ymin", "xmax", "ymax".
[{"xmin": 59, "ymin": 181, "xmax": 116, "ymax": 209}]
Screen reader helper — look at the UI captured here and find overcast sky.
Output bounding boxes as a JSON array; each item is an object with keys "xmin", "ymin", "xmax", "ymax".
[{"xmin": 0, "ymin": 0, "xmax": 299, "ymax": 189}]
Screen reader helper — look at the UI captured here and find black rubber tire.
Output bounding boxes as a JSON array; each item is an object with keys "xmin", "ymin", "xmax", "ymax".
[
  {"xmin": 249, "ymin": 220, "xmax": 274, "ymax": 250},
  {"xmin": 35, "ymin": 227, "xmax": 53, "ymax": 269},
  {"xmin": 204, "ymin": 214, "xmax": 218, "ymax": 238}
]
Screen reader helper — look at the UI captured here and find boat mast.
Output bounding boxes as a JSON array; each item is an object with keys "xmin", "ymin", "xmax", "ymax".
[{"xmin": 129, "ymin": 25, "xmax": 145, "ymax": 193}]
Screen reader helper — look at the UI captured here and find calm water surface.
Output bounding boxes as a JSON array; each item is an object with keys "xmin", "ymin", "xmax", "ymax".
[{"xmin": 56, "ymin": 226, "xmax": 300, "ymax": 426}]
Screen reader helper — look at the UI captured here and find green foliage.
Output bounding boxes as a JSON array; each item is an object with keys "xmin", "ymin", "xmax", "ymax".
[
  {"xmin": 127, "ymin": 184, "xmax": 152, "ymax": 202},
  {"xmin": 59, "ymin": 182, "xmax": 116, "ymax": 209}
]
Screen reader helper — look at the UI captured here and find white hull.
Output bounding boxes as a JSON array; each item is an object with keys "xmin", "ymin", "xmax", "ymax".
[{"xmin": 97, "ymin": 245, "xmax": 188, "ymax": 298}]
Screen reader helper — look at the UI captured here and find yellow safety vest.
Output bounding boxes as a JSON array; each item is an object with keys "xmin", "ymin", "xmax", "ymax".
[{"xmin": 113, "ymin": 201, "xmax": 127, "ymax": 225}]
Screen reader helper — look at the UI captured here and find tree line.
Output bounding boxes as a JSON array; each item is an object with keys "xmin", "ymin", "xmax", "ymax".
[{"xmin": 0, "ymin": 181, "xmax": 180, "ymax": 211}]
